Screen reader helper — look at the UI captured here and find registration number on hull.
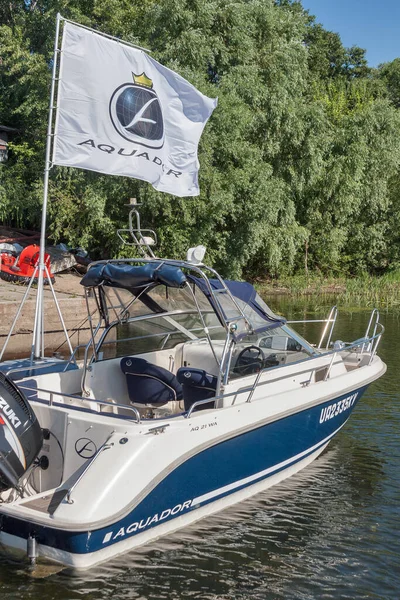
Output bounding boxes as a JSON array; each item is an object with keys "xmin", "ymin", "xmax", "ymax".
[{"xmin": 319, "ymin": 392, "xmax": 358, "ymax": 424}]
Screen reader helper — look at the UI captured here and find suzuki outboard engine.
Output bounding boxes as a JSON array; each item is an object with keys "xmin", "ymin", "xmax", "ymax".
[{"xmin": 0, "ymin": 373, "xmax": 43, "ymax": 492}]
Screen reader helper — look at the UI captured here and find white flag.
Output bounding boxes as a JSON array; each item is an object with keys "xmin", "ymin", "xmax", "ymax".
[{"xmin": 53, "ymin": 22, "xmax": 217, "ymax": 197}]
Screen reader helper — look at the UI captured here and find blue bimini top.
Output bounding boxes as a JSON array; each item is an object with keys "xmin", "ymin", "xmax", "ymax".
[
  {"xmin": 80, "ymin": 262, "xmax": 187, "ymax": 291},
  {"xmin": 80, "ymin": 263, "xmax": 285, "ymax": 336}
]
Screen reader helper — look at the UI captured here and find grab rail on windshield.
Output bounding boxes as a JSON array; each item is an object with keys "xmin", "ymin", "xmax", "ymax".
[{"xmin": 287, "ymin": 306, "xmax": 338, "ymax": 350}]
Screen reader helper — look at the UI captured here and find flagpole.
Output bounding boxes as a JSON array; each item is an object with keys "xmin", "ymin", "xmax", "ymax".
[{"xmin": 33, "ymin": 12, "xmax": 62, "ymax": 359}]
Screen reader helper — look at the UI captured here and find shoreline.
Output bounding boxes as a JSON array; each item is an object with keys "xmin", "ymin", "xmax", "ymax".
[
  {"xmin": 254, "ymin": 273, "xmax": 400, "ymax": 306},
  {"xmin": 1, "ymin": 271, "xmax": 399, "ymax": 360},
  {"xmin": 0, "ymin": 272, "xmax": 91, "ymax": 359}
]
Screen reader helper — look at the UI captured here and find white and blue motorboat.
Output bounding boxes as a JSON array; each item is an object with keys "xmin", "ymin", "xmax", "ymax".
[{"xmin": 0, "ymin": 255, "xmax": 386, "ymax": 568}]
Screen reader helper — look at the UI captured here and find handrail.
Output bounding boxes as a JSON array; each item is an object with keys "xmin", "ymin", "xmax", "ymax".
[
  {"xmin": 288, "ymin": 306, "xmax": 338, "ymax": 350},
  {"xmin": 323, "ymin": 351, "xmax": 337, "ymax": 382},
  {"xmin": 186, "ymin": 352, "xmax": 352, "ymax": 414},
  {"xmin": 242, "ymin": 323, "xmax": 384, "ymax": 405},
  {"xmin": 80, "ymin": 341, "xmax": 92, "ymax": 396},
  {"xmin": 17, "ymin": 318, "xmax": 384, "ymax": 420},
  {"xmin": 65, "ymin": 432, "xmax": 115, "ymax": 504},
  {"xmin": 17, "ymin": 384, "xmax": 141, "ymax": 423},
  {"xmin": 286, "ymin": 306, "xmax": 338, "ymax": 349},
  {"xmin": 318, "ymin": 306, "xmax": 338, "ymax": 349},
  {"xmin": 287, "ymin": 319, "xmax": 336, "ymax": 324},
  {"xmin": 363, "ymin": 308, "xmax": 379, "ymax": 353},
  {"xmin": 186, "ymin": 397, "xmax": 217, "ymax": 418}
]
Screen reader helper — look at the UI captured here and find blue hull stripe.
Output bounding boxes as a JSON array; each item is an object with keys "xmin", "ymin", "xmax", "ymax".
[
  {"xmin": 192, "ymin": 420, "xmax": 345, "ymax": 506},
  {"xmin": 0, "ymin": 385, "xmax": 367, "ymax": 555}
]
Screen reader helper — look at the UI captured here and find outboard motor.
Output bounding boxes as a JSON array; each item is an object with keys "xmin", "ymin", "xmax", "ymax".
[{"xmin": 0, "ymin": 373, "xmax": 43, "ymax": 492}]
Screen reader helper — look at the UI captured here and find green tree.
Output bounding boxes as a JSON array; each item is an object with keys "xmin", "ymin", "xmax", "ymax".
[
  {"xmin": 1, "ymin": 0, "xmax": 400, "ymax": 280},
  {"xmin": 378, "ymin": 58, "xmax": 400, "ymax": 108}
]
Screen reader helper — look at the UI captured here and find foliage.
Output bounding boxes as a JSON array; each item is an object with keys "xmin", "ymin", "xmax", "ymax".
[
  {"xmin": 1, "ymin": 0, "xmax": 400, "ymax": 280},
  {"xmin": 256, "ymin": 271, "xmax": 400, "ymax": 309}
]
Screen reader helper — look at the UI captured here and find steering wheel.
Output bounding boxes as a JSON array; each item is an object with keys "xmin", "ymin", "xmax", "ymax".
[{"xmin": 235, "ymin": 345, "xmax": 265, "ymax": 376}]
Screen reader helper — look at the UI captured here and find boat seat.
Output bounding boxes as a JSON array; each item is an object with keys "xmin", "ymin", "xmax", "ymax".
[
  {"xmin": 121, "ymin": 357, "xmax": 183, "ymax": 405},
  {"xmin": 176, "ymin": 367, "xmax": 218, "ymax": 412}
]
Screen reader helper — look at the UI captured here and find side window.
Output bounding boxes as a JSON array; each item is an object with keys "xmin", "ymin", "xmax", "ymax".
[{"xmin": 259, "ymin": 333, "xmax": 302, "ymax": 352}]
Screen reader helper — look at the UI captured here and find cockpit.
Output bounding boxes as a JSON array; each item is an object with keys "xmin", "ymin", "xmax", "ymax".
[{"xmin": 73, "ymin": 260, "xmax": 318, "ymax": 418}]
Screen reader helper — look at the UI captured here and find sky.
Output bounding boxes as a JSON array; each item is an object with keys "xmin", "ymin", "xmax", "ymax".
[{"xmin": 301, "ymin": 0, "xmax": 400, "ymax": 67}]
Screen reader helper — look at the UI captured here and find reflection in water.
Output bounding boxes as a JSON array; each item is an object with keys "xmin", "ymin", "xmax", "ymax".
[{"xmin": 1, "ymin": 299, "xmax": 400, "ymax": 599}]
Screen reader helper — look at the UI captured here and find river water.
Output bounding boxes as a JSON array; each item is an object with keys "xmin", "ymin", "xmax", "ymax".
[{"xmin": 0, "ymin": 298, "xmax": 399, "ymax": 599}]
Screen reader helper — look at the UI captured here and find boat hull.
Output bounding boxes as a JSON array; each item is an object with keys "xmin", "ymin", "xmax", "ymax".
[{"xmin": 0, "ymin": 385, "xmax": 367, "ymax": 568}]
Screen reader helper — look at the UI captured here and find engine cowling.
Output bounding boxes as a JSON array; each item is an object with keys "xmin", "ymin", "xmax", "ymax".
[{"xmin": 0, "ymin": 373, "xmax": 43, "ymax": 492}]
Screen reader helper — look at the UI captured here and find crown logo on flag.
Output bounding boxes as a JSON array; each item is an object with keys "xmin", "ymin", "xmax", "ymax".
[{"xmin": 132, "ymin": 72, "xmax": 153, "ymax": 89}]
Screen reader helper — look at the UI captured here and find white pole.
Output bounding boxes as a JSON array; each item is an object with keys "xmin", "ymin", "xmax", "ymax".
[
  {"xmin": 44, "ymin": 264, "xmax": 74, "ymax": 356},
  {"xmin": 33, "ymin": 13, "xmax": 62, "ymax": 359},
  {"xmin": 0, "ymin": 266, "xmax": 38, "ymax": 361}
]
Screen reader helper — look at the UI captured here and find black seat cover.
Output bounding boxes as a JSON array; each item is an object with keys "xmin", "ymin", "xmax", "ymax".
[
  {"xmin": 121, "ymin": 357, "xmax": 183, "ymax": 405},
  {"xmin": 176, "ymin": 367, "xmax": 218, "ymax": 411}
]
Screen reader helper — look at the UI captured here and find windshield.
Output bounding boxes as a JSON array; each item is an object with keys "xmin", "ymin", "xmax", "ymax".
[
  {"xmin": 229, "ymin": 324, "xmax": 318, "ymax": 379},
  {"xmin": 101, "ymin": 282, "xmax": 213, "ymax": 321}
]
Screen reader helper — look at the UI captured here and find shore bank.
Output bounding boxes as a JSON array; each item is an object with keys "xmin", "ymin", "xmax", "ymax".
[
  {"xmin": 1, "ymin": 270, "xmax": 399, "ymax": 359},
  {"xmin": 255, "ymin": 273, "xmax": 400, "ymax": 307},
  {"xmin": 0, "ymin": 273, "xmax": 90, "ymax": 359}
]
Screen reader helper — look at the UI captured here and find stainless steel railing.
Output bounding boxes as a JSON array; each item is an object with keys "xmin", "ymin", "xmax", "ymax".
[
  {"xmin": 237, "ymin": 321, "xmax": 384, "ymax": 405},
  {"xmin": 287, "ymin": 305, "xmax": 338, "ymax": 349},
  {"xmin": 65, "ymin": 432, "xmax": 115, "ymax": 504},
  {"xmin": 17, "ymin": 312, "xmax": 384, "ymax": 421},
  {"xmin": 17, "ymin": 384, "xmax": 141, "ymax": 423}
]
